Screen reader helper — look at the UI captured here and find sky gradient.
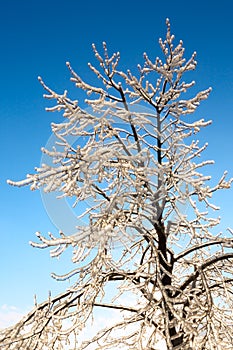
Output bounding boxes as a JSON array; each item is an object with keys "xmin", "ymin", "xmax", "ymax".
[{"xmin": 1, "ymin": 0, "xmax": 233, "ymax": 327}]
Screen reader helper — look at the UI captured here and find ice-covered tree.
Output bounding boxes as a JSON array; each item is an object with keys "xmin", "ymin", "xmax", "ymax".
[{"xmin": 1, "ymin": 19, "xmax": 233, "ymax": 349}]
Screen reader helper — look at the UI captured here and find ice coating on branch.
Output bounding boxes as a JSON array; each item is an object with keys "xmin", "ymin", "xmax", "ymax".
[{"xmin": 4, "ymin": 19, "xmax": 233, "ymax": 350}]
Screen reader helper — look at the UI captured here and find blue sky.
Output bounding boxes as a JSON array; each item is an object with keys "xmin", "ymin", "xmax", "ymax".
[{"xmin": 0, "ymin": 0, "xmax": 233, "ymax": 326}]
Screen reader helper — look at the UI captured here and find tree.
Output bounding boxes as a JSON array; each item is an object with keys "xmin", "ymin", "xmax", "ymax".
[{"xmin": 1, "ymin": 19, "xmax": 233, "ymax": 349}]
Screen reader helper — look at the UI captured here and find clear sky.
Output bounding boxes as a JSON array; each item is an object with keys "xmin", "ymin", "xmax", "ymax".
[{"xmin": 0, "ymin": 0, "xmax": 233, "ymax": 328}]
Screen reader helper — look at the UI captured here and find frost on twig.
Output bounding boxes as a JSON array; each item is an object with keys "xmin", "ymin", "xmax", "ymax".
[{"xmin": 2, "ymin": 19, "xmax": 233, "ymax": 350}]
